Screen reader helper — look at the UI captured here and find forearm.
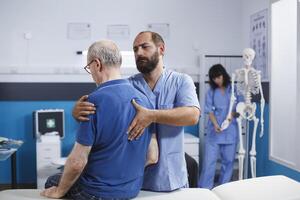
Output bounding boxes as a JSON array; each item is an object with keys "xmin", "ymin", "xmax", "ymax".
[
  {"xmin": 258, "ymin": 76, "xmax": 265, "ymax": 123},
  {"xmin": 56, "ymin": 143, "xmax": 90, "ymax": 195},
  {"xmin": 209, "ymin": 113, "xmax": 219, "ymax": 126},
  {"xmin": 260, "ymin": 87, "xmax": 265, "ymax": 121},
  {"xmin": 151, "ymin": 106, "xmax": 200, "ymax": 126},
  {"xmin": 226, "ymin": 74, "xmax": 236, "ymax": 119},
  {"xmin": 145, "ymin": 133, "xmax": 159, "ymax": 166},
  {"xmin": 56, "ymin": 157, "xmax": 87, "ymax": 195}
]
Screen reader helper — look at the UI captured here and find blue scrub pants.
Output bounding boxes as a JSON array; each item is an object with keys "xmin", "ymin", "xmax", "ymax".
[{"xmin": 198, "ymin": 141, "xmax": 237, "ymax": 189}]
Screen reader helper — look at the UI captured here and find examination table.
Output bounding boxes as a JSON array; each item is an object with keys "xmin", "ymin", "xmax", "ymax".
[{"xmin": 0, "ymin": 176, "xmax": 300, "ymax": 200}]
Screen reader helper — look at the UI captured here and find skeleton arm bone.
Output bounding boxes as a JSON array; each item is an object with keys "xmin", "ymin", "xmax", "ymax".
[
  {"xmin": 221, "ymin": 72, "xmax": 237, "ymax": 131},
  {"xmin": 258, "ymin": 73, "xmax": 265, "ymax": 137}
]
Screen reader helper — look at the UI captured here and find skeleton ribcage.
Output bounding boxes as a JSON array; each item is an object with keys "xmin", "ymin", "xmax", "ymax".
[{"xmin": 236, "ymin": 69, "xmax": 260, "ymax": 98}]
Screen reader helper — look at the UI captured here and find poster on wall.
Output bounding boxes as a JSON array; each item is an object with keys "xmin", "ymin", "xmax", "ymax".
[
  {"xmin": 250, "ymin": 9, "xmax": 268, "ymax": 81},
  {"xmin": 67, "ymin": 23, "xmax": 91, "ymax": 40},
  {"xmin": 147, "ymin": 23, "xmax": 170, "ymax": 39},
  {"xmin": 107, "ymin": 25, "xmax": 130, "ymax": 40}
]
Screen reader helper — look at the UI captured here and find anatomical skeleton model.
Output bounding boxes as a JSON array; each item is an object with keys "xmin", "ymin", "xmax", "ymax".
[{"xmin": 220, "ymin": 48, "xmax": 265, "ymax": 180}]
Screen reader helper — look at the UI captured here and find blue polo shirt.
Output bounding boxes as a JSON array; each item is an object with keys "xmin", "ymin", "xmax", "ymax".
[{"xmin": 76, "ymin": 79, "xmax": 152, "ymax": 199}]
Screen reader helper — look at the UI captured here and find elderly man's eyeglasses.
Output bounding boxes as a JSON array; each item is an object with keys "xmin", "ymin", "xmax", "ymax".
[{"xmin": 84, "ymin": 60, "xmax": 95, "ymax": 74}]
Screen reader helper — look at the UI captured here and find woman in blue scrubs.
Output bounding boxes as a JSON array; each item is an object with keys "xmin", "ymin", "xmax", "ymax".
[{"xmin": 199, "ymin": 64, "xmax": 240, "ymax": 189}]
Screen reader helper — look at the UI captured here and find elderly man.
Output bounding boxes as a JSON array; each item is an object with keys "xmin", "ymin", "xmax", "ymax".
[
  {"xmin": 73, "ymin": 31, "xmax": 200, "ymax": 192},
  {"xmin": 41, "ymin": 40, "xmax": 158, "ymax": 200}
]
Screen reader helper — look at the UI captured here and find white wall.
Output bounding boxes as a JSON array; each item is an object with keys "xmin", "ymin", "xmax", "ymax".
[
  {"xmin": 297, "ymin": 0, "xmax": 300, "ymax": 170},
  {"xmin": 0, "ymin": 0, "xmax": 243, "ymax": 82},
  {"xmin": 270, "ymin": 0, "xmax": 299, "ymax": 171}
]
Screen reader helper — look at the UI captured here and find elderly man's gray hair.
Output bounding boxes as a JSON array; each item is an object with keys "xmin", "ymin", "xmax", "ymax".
[{"xmin": 88, "ymin": 40, "xmax": 122, "ymax": 67}]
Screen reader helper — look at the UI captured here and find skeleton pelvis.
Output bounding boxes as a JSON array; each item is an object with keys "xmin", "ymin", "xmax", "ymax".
[{"xmin": 236, "ymin": 102, "xmax": 257, "ymax": 120}]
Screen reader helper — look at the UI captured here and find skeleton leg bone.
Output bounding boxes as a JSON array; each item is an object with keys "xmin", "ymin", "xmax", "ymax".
[
  {"xmin": 250, "ymin": 114, "xmax": 259, "ymax": 178},
  {"xmin": 236, "ymin": 116, "xmax": 245, "ymax": 180}
]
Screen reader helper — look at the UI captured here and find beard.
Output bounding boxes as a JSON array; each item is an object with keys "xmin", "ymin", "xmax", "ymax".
[{"xmin": 136, "ymin": 51, "xmax": 159, "ymax": 74}]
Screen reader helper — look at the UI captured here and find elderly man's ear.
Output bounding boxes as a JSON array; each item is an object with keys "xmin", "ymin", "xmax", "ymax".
[{"xmin": 94, "ymin": 59, "xmax": 103, "ymax": 72}]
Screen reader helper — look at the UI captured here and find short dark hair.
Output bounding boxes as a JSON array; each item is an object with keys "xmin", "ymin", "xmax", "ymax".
[
  {"xmin": 137, "ymin": 31, "xmax": 165, "ymax": 46},
  {"xmin": 208, "ymin": 64, "xmax": 231, "ymax": 90}
]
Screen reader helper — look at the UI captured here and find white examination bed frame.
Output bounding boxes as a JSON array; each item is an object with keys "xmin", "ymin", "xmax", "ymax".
[{"xmin": 0, "ymin": 176, "xmax": 300, "ymax": 200}]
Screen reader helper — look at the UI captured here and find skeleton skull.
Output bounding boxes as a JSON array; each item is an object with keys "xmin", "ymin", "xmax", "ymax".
[{"xmin": 242, "ymin": 48, "xmax": 256, "ymax": 66}]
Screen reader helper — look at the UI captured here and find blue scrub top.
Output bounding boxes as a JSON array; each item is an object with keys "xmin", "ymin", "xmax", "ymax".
[
  {"xmin": 129, "ymin": 69, "xmax": 200, "ymax": 191},
  {"xmin": 205, "ymin": 85, "xmax": 241, "ymax": 144}
]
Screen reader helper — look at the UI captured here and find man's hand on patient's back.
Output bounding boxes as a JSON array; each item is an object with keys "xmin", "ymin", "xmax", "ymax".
[
  {"xmin": 128, "ymin": 99, "xmax": 156, "ymax": 141},
  {"xmin": 72, "ymin": 95, "xmax": 96, "ymax": 122}
]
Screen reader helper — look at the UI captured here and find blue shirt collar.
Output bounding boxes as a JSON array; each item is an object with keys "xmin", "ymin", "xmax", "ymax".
[{"xmin": 95, "ymin": 79, "xmax": 130, "ymax": 91}]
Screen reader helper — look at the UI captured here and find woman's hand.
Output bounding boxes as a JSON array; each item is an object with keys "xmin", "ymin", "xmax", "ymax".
[{"xmin": 214, "ymin": 124, "xmax": 222, "ymax": 133}]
